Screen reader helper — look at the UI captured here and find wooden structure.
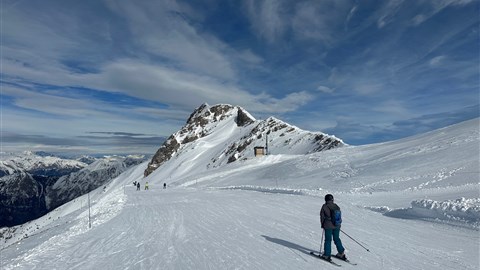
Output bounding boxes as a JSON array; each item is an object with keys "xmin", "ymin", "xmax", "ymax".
[{"xmin": 254, "ymin": 146, "xmax": 265, "ymax": 157}]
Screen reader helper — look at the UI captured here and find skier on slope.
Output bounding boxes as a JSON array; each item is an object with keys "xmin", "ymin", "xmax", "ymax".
[
  {"xmin": 145, "ymin": 181, "xmax": 149, "ymax": 190},
  {"xmin": 136, "ymin": 182, "xmax": 140, "ymax": 191},
  {"xmin": 320, "ymin": 194, "xmax": 346, "ymax": 262}
]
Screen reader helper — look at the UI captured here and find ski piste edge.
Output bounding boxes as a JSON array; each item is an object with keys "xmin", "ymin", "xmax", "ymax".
[{"xmin": 309, "ymin": 251, "xmax": 341, "ymax": 267}]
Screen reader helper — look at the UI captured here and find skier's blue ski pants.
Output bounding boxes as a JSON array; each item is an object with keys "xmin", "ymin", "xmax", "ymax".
[{"xmin": 323, "ymin": 227, "xmax": 345, "ymax": 256}]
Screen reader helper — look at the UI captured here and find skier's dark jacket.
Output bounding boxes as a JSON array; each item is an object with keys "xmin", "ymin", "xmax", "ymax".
[{"xmin": 320, "ymin": 201, "xmax": 341, "ymax": 229}]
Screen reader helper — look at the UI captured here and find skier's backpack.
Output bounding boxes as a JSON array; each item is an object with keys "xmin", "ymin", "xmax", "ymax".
[{"xmin": 329, "ymin": 205, "xmax": 342, "ymax": 226}]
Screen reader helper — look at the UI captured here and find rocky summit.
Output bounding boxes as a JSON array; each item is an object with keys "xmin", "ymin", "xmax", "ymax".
[{"xmin": 144, "ymin": 103, "xmax": 344, "ymax": 177}]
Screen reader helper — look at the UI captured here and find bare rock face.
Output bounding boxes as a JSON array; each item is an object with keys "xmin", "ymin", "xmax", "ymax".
[
  {"xmin": 144, "ymin": 135, "xmax": 181, "ymax": 177},
  {"xmin": 236, "ymin": 108, "xmax": 255, "ymax": 127}
]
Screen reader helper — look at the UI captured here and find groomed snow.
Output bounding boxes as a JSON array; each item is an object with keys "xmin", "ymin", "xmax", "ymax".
[{"xmin": 1, "ymin": 119, "xmax": 479, "ymax": 270}]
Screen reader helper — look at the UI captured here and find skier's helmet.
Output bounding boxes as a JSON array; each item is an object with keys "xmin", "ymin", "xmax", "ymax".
[{"xmin": 325, "ymin": 194, "xmax": 334, "ymax": 202}]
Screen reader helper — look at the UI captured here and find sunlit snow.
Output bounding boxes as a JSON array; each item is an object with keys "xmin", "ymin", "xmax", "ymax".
[{"xmin": 1, "ymin": 119, "xmax": 479, "ymax": 270}]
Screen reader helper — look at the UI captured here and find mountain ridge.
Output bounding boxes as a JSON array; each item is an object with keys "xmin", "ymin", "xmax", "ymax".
[{"xmin": 144, "ymin": 103, "xmax": 344, "ymax": 177}]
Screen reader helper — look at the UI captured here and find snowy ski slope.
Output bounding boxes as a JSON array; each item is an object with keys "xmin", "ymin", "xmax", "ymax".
[{"xmin": 1, "ymin": 119, "xmax": 479, "ymax": 269}]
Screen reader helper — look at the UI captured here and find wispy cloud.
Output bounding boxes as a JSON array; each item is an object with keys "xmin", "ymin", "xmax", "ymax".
[
  {"xmin": 291, "ymin": 0, "xmax": 354, "ymax": 44},
  {"xmin": 2, "ymin": 131, "xmax": 165, "ymax": 155},
  {"xmin": 1, "ymin": 0, "xmax": 478, "ymax": 153},
  {"xmin": 317, "ymin": 86, "xmax": 334, "ymax": 94},
  {"xmin": 429, "ymin": 55, "xmax": 447, "ymax": 67},
  {"xmin": 244, "ymin": 0, "xmax": 287, "ymax": 43}
]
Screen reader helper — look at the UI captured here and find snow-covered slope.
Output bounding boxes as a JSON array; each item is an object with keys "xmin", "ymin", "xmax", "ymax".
[
  {"xmin": 45, "ymin": 155, "xmax": 146, "ymax": 210},
  {"xmin": 1, "ymin": 119, "xmax": 478, "ymax": 270},
  {"xmin": 0, "ymin": 151, "xmax": 87, "ymax": 177},
  {"xmin": 145, "ymin": 103, "xmax": 344, "ymax": 177}
]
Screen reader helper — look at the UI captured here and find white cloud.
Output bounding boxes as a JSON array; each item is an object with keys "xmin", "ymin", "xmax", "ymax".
[
  {"xmin": 1, "ymin": 0, "xmax": 313, "ymax": 120},
  {"xmin": 411, "ymin": 14, "xmax": 428, "ymax": 26},
  {"xmin": 104, "ymin": 1, "xmax": 236, "ymax": 81},
  {"xmin": 3, "ymin": 56, "xmax": 312, "ymax": 118},
  {"xmin": 2, "ymin": 85, "xmax": 96, "ymax": 117},
  {"xmin": 409, "ymin": 0, "xmax": 474, "ymax": 27},
  {"xmin": 244, "ymin": 0, "xmax": 287, "ymax": 43},
  {"xmin": 429, "ymin": 55, "xmax": 447, "ymax": 67},
  {"xmin": 345, "ymin": 5, "xmax": 358, "ymax": 30},
  {"xmin": 317, "ymin": 85, "xmax": 334, "ymax": 94},
  {"xmin": 256, "ymin": 91, "xmax": 315, "ymax": 113},
  {"xmin": 237, "ymin": 49, "xmax": 264, "ymax": 65}
]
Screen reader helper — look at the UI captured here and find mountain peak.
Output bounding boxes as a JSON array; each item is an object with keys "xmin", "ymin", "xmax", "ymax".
[
  {"xmin": 144, "ymin": 104, "xmax": 344, "ymax": 177},
  {"xmin": 185, "ymin": 103, "xmax": 255, "ymax": 128}
]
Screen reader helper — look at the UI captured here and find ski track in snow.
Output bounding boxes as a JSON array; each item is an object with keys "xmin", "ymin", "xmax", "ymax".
[
  {"xmin": 2, "ymin": 185, "xmax": 478, "ymax": 270},
  {"xmin": 1, "ymin": 119, "xmax": 479, "ymax": 270}
]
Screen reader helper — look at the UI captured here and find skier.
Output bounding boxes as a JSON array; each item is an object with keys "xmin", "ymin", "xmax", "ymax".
[
  {"xmin": 136, "ymin": 182, "xmax": 140, "ymax": 191},
  {"xmin": 145, "ymin": 181, "xmax": 149, "ymax": 190},
  {"xmin": 163, "ymin": 183, "xmax": 166, "ymax": 189},
  {"xmin": 320, "ymin": 194, "xmax": 346, "ymax": 262}
]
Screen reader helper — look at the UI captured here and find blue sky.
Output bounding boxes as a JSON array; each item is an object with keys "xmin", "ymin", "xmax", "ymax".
[{"xmin": 1, "ymin": 0, "xmax": 479, "ymax": 155}]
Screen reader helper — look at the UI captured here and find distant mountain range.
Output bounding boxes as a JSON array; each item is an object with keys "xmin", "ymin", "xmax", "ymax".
[
  {"xmin": 145, "ymin": 103, "xmax": 345, "ymax": 177},
  {"xmin": 0, "ymin": 152, "xmax": 148, "ymax": 227}
]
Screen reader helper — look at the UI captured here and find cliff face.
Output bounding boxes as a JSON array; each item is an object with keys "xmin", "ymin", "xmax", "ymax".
[{"xmin": 144, "ymin": 103, "xmax": 345, "ymax": 177}]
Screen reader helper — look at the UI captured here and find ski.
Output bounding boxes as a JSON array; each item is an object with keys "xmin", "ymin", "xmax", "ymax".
[
  {"xmin": 333, "ymin": 254, "xmax": 357, "ymax": 265},
  {"xmin": 309, "ymin": 251, "xmax": 342, "ymax": 267}
]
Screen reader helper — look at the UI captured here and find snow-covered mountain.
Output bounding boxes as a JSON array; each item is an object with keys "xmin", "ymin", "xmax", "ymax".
[
  {"xmin": 1, "ymin": 118, "xmax": 478, "ymax": 270},
  {"xmin": 0, "ymin": 151, "xmax": 87, "ymax": 178},
  {"xmin": 45, "ymin": 155, "xmax": 146, "ymax": 210},
  {"xmin": 145, "ymin": 103, "xmax": 344, "ymax": 177},
  {"xmin": 0, "ymin": 153, "xmax": 147, "ymax": 227},
  {"xmin": 75, "ymin": 155, "xmax": 97, "ymax": 165},
  {"xmin": 0, "ymin": 171, "xmax": 45, "ymax": 227}
]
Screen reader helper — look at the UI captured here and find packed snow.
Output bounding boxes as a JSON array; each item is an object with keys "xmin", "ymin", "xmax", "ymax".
[{"xmin": 1, "ymin": 119, "xmax": 479, "ymax": 269}]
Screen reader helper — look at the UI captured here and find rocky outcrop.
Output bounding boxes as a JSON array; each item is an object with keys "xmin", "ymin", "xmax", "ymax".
[
  {"xmin": 144, "ymin": 136, "xmax": 181, "ymax": 177},
  {"xmin": 236, "ymin": 108, "xmax": 255, "ymax": 127}
]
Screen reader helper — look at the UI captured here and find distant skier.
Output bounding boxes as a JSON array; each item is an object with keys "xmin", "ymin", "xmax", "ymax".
[
  {"xmin": 145, "ymin": 181, "xmax": 149, "ymax": 190},
  {"xmin": 163, "ymin": 183, "xmax": 166, "ymax": 189},
  {"xmin": 320, "ymin": 194, "xmax": 346, "ymax": 262},
  {"xmin": 136, "ymin": 182, "xmax": 140, "ymax": 191}
]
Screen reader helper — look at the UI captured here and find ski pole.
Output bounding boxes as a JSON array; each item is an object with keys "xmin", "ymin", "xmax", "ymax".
[
  {"xmin": 319, "ymin": 229, "xmax": 324, "ymax": 254},
  {"xmin": 340, "ymin": 229, "xmax": 370, "ymax": 252}
]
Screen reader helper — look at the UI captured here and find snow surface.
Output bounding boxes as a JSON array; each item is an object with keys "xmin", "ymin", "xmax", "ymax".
[
  {"xmin": 0, "ymin": 151, "xmax": 87, "ymax": 176},
  {"xmin": 1, "ymin": 119, "xmax": 479, "ymax": 270}
]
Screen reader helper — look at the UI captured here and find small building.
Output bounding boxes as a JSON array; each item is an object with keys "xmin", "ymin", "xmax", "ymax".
[{"xmin": 254, "ymin": 146, "xmax": 266, "ymax": 157}]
